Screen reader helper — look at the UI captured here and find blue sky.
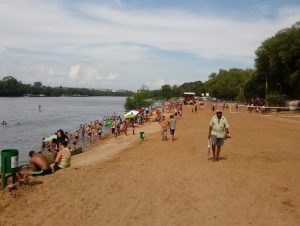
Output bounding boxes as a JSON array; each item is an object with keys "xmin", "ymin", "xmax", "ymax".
[{"xmin": 0, "ymin": 0, "xmax": 299, "ymax": 90}]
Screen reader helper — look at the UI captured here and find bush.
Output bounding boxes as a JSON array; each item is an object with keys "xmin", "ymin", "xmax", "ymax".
[
  {"xmin": 124, "ymin": 91, "xmax": 153, "ymax": 111},
  {"xmin": 267, "ymin": 92, "xmax": 286, "ymax": 106}
]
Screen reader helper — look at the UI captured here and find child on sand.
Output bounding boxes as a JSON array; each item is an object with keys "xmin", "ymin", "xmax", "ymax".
[{"xmin": 160, "ymin": 116, "xmax": 169, "ymax": 141}]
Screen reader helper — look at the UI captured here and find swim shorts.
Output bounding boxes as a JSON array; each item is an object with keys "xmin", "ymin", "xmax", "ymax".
[
  {"xmin": 161, "ymin": 128, "xmax": 167, "ymax": 137},
  {"xmin": 32, "ymin": 168, "xmax": 52, "ymax": 176},
  {"xmin": 211, "ymin": 135, "xmax": 224, "ymax": 146},
  {"xmin": 53, "ymin": 163, "xmax": 63, "ymax": 171},
  {"xmin": 170, "ymin": 129, "xmax": 175, "ymax": 135}
]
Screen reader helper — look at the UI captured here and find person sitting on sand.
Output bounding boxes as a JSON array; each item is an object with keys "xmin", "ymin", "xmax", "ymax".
[
  {"xmin": 42, "ymin": 142, "xmax": 57, "ymax": 164},
  {"xmin": 51, "ymin": 141, "xmax": 71, "ymax": 171},
  {"xmin": 56, "ymin": 129, "xmax": 69, "ymax": 146},
  {"xmin": 21, "ymin": 151, "xmax": 52, "ymax": 183}
]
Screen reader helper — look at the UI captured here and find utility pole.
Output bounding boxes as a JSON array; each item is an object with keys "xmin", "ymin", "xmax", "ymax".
[{"xmin": 265, "ymin": 74, "xmax": 268, "ymax": 99}]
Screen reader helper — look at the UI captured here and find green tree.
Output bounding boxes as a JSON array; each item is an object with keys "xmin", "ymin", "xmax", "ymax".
[
  {"xmin": 33, "ymin": 81, "xmax": 42, "ymax": 88},
  {"xmin": 178, "ymin": 81, "xmax": 205, "ymax": 96},
  {"xmin": 205, "ymin": 69, "xmax": 254, "ymax": 100},
  {"xmin": 255, "ymin": 21, "xmax": 300, "ymax": 99},
  {"xmin": 0, "ymin": 76, "xmax": 25, "ymax": 96},
  {"xmin": 161, "ymin": 84, "xmax": 172, "ymax": 99},
  {"xmin": 124, "ymin": 90, "xmax": 152, "ymax": 111}
]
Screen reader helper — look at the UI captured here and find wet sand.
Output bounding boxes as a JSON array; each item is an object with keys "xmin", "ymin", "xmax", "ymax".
[{"xmin": 0, "ymin": 106, "xmax": 300, "ymax": 226}]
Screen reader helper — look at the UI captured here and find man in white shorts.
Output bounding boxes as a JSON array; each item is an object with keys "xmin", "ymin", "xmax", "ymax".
[{"xmin": 208, "ymin": 109, "xmax": 231, "ymax": 161}]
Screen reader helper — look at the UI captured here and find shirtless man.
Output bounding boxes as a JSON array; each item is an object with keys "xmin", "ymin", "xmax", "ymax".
[
  {"xmin": 160, "ymin": 116, "xmax": 169, "ymax": 141},
  {"xmin": 22, "ymin": 151, "xmax": 52, "ymax": 182}
]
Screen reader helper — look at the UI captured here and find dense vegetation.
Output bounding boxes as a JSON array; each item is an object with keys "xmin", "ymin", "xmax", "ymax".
[
  {"xmin": 142, "ymin": 68, "xmax": 254, "ymax": 102},
  {"xmin": 0, "ymin": 76, "xmax": 132, "ymax": 97},
  {"xmin": 124, "ymin": 90, "xmax": 153, "ymax": 111},
  {"xmin": 247, "ymin": 21, "xmax": 300, "ymax": 100}
]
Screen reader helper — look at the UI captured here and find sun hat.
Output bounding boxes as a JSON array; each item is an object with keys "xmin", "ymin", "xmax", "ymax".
[{"xmin": 216, "ymin": 109, "xmax": 223, "ymax": 113}]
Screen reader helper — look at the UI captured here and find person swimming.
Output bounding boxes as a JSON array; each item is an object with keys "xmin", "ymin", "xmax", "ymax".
[{"xmin": 2, "ymin": 120, "xmax": 8, "ymax": 125}]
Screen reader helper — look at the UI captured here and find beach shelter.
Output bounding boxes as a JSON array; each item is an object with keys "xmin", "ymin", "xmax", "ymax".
[
  {"xmin": 124, "ymin": 110, "xmax": 139, "ymax": 119},
  {"xmin": 127, "ymin": 110, "xmax": 139, "ymax": 115},
  {"xmin": 43, "ymin": 134, "xmax": 57, "ymax": 143}
]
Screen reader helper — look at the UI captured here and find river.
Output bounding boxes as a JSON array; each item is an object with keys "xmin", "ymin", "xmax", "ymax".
[{"xmin": 0, "ymin": 96, "xmax": 126, "ymax": 165}]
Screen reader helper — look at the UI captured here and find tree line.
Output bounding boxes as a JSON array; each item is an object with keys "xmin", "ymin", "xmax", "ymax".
[
  {"xmin": 125, "ymin": 21, "xmax": 300, "ymax": 110},
  {"xmin": 0, "ymin": 76, "xmax": 132, "ymax": 97},
  {"xmin": 164, "ymin": 21, "xmax": 299, "ymax": 102}
]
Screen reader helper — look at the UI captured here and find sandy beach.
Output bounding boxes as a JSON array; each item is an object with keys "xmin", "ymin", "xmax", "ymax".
[{"xmin": 1, "ymin": 105, "xmax": 300, "ymax": 226}]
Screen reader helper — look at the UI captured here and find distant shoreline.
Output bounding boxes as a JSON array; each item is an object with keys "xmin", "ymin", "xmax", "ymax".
[{"xmin": 0, "ymin": 95, "xmax": 131, "ymax": 98}]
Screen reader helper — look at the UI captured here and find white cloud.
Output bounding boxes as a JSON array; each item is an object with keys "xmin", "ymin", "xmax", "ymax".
[
  {"xmin": 48, "ymin": 69, "xmax": 54, "ymax": 76},
  {"xmin": 153, "ymin": 79, "xmax": 165, "ymax": 89},
  {"xmin": 0, "ymin": 1, "xmax": 299, "ymax": 89},
  {"xmin": 0, "ymin": 45, "xmax": 6, "ymax": 54},
  {"xmin": 68, "ymin": 64, "xmax": 80, "ymax": 80},
  {"xmin": 1, "ymin": 1, "xmax": 299, "ymax": 60},
  {"xmin": 106, "ymin": 73, "xmax": 120, "ymax": 81},
  {"xmin": 151, "ymin": 78, "xmax": 183, "ymax": 89}
]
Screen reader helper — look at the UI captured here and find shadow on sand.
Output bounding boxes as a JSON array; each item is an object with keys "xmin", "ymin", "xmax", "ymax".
[{"xmin": 208, "ymin": 156, "xmax": 228, "ymax": 161}]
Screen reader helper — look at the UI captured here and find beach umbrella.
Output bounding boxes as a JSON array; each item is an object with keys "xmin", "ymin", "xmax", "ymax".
[
  {"xmin": 124, "ymin": 113, "xmax": 136, "ymax": 119},
  {"xmin": 124, "ymin": 110, "xmax": 139, "ymax": 118},
  {"xmin": 127, "ymin": 110, "xmax": 139, "ymax": 115}
]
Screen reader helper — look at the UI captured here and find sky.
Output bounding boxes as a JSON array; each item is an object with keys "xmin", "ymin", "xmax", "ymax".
[{"xmin": 0, "ymin": 0, "xmax": 299, "ymax": 90}]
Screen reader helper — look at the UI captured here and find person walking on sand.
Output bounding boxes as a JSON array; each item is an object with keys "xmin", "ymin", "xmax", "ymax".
[
  {"xmin": 160, "ymin": 116, "xmax": 169, "ymax": 141},
  {"xmin": 208, "ymin": 109, "xmax": 231, "ymax": 161},
  {"xmin": 130, "ymin": 118, "xmax": 135, "ymax": 135},
  {"xmin": 111, "ymin": 119, "xmax": 116, "ymax": 137},
  {"xmin": 169, "ymin": 114, "xmax": 176, "ymax": 142}
]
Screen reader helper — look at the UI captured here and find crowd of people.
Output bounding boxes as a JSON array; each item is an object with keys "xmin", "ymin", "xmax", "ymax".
[
  {"xmin": 13, "ymin": 99, "xmax": 232, "ymax": 185},
  {"xmin": 158, "ymin": 102, "xmax": 183, "ymax": 142},
  {"xmin": 18, "ymin": 129, "xmax": 72, "ymax": 183},
  {"xmin": 17, "ymin": 107, "xmax": 167, "ymax": 183}
]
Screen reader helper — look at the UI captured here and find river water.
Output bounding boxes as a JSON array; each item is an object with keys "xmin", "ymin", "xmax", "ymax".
[{"xmin": 0, "ymin": 96, "xmax": 126, "ymax": 165}]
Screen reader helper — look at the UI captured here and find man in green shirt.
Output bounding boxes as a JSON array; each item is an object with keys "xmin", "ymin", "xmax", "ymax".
[{"xmin": 208, "ymin": 109, "xmax": 231, "ymax": 161}]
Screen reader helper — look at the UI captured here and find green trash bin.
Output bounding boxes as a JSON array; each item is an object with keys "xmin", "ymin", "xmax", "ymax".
[
  {"xmin": 1, "ymin": 149, "xmax": 19, "ymax": 189},
  {"xmin": 139, "ymin": 132, "xmax": 145, "ymax": 141},
  {"xmin": 1, "ymin": 149, "xmax": 19, "ymax": 173}
]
